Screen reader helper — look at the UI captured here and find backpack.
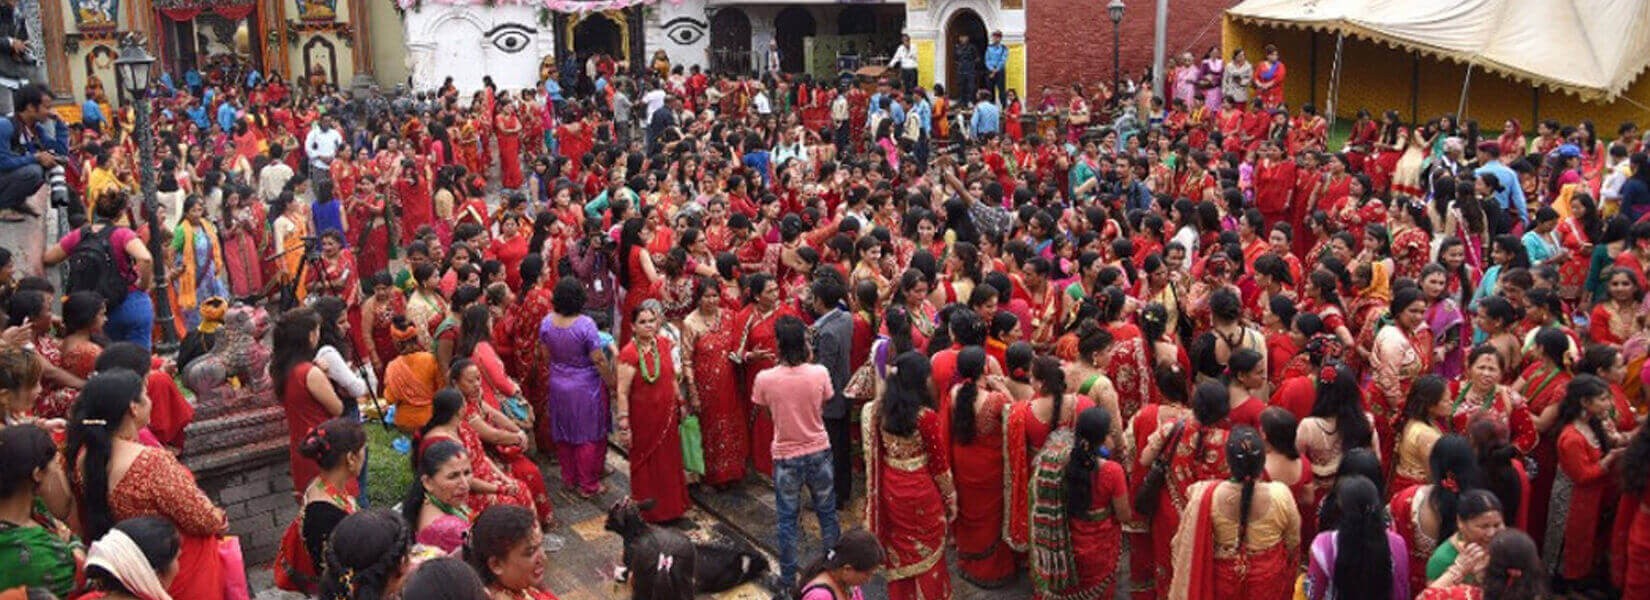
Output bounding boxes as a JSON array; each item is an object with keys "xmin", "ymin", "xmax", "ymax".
[{"xmin": 64, "ymin": 224, "xmax": 132, "ymax": 311}]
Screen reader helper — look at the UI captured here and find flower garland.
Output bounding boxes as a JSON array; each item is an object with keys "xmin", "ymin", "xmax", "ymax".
[{"xmin": 397, "ymin": 0, "xmax": 679, "ymax": 13}]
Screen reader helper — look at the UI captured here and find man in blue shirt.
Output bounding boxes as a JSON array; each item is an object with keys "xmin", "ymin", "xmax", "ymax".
[
  {"xmin": 0, "ymin": 84, "xmax": 67, "ymax": 219},
  {"xmin": 907, "ymin": 88, "xmax": 932, "ymax": 165},
  {"xmin": 216, "ymin": 97, "xmax": 238, "ymax": 133},
  {"xmin": 970, "ymin": 90, "xmax": 1000, "ymax": 139},
  {"xmin": 864, "ymin": 80, "xmax": 905, "ymax": 131},
  {"xmin": 985, "ymin": 31, "xmax": 1008, "ymax": 104},
  {"xmin": 1474, "ymin": 143, "xmax": 1529, "ymax": 228}
]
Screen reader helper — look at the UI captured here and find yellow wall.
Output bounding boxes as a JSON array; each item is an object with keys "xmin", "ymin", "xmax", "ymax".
[
  {"xmin": 1007, "ymin": 42, "xmax": 1025, "ymax": 99},
  {"xmin": 915, "ymin": 38, "xmax": 936, "ymax": 89},
  {"xmin": 1223, "ymin": 17, "xmax": 1650, "ymax": 128},
  {"xmin": 368, "ymin": 0, "xmax": 408, "ymax": 87}
]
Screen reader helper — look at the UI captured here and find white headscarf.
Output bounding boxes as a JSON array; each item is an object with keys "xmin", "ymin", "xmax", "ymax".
[{"xmin": 85, "ymin": 529, "xmax": 174, "ymax": 600}]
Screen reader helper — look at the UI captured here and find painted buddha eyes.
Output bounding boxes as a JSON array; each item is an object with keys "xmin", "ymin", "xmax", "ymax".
[
  {"xmin": 486, "ymin": 24, "xmax": 534, "ymax": 54},
  {"xmin": 662, "ymin": 17, "xmax": 707, "ymax": 46}
]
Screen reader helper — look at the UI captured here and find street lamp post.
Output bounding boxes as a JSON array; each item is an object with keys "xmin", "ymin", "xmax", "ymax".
[
  {"xmin": 1108, "ymin": 0, "xmax": 1125, "ymax": 102},
  {"xmin": 114, "ymin": 36, "xmax": 177, "ymax": 354}
]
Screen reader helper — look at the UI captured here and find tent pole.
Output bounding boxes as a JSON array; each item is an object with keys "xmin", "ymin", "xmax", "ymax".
[
  {"xmin": 1457, "ymin": 62, "xmax": 1473, "ymax": 121},
  {"xmin": 1325, "ymin": 33, "xmax": 1343, "ymax": 124},
  {"xmin": 1152, "ymin": 0, "xmax": 1169, "ymax": 99},
  {"xmin": 1410, "ymin": 58, "xmax": 1420, "ymax": 124}
]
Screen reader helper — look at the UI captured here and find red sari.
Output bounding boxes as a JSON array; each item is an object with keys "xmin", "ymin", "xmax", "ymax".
[
  {"xmin": 1104, "ymin": 322, "xmax": 1152, "ymax": 421},
  {"xmin": 449, "ymin": 397, "xmax": 539, "ymax": 517},
  {"xmin": 620, "ymin": 337, "xmax": 690, "ymax": 522},
  {"xmin": 346, "ymin": 192, "xmax": 389, "ymax": 278},
  {"xmin": 496, "ymin": 112, "xmax": 525, "ymax": 189},
  {"xmin": 1519, "ymin": 362, "xmax": 1569, "ymax": 548},
  {"xmin": 950, "ymin": 391, "xmax": 1014, "ymax": 587},
  {"xmin": 1170, "ymin": 480, "xmax": 1298, "ymax": 600},
  {"xmin": 690, "ymin": 312, "xmax": 748, "ymax": 486},
  {"xmin": 1553, "ymin": 423, "xmax": 1617, "ymax": 580},
  {"xmin": 1391, "ymin": 224, "xmax": 1431, "ymax": 281},
  {"xmin": 863, "ymin": 406, "xmax": 953, "ymax": 600},
  {"xmin": 738, "ymin": 304, "xmax": 800, "ymax": 476},
  {"xmin": 395, "ymin": 170, "xmax": 434, "ymax": 246},
  {"xmin": 91, "ymin": 448, "xmax": 229, "ymax": 600},
  {"xmin": 282, "ymin": 364, "xmax": 335, "ymax": 493}
]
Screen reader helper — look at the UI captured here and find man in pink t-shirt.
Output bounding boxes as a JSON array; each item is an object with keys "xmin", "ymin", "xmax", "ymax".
[{"xmin": 751, "ymin": 315, "xmax": 840, "ymax": 587}]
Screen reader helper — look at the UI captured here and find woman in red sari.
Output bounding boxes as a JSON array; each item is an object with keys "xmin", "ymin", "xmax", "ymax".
[
  {"xmin": 1497, "ymin": 119, "xmax": 1526, "ymax": 161},
  {"xmin": 616, "ymin": 301, "xmax": 690, "ymax": 523},
  {"xmin": 1518, "ymin": 328, "xmax": 1573, "ymax": 548},
  {"xmin": 1451, "ymin": 346, "xmax": 1538, "ymax": 454},
  {"xmin": 487, "ymin": 213, "xmax": 531, "ymax": 292},
  {"xmin": 1138, "ymin": 381, "xmax": 1235, "ymax": 598},
  {"xmin": 618, "ymin": 218, "xmax": 664, "ymax": 346},
  {"xmin": 1369, "ymin": 111, "xmax": 1408, "ymax": 195},
  {"xmin": 330, "ymin": 148, "xmax": 360, "ymax": 201},
  {"xmin": 1546, "ymin": 375, "xmax": 1623, "ymax": 588},
  {"xmin": 70, "ymin": 370, "xmax": 230, "ymax": 600},
  {"xmin": 346, "ymin": 178, "xmax": 390, "ymax": 278},
  {"xmin": 864, "ymin": 351, "xmax": 955, "ymax": 600},
  {"xmin": 495, "ymin": 99, "xmax": 525, "ymax": 190},
  {"xmin": 737, "ymin": 274, "xmax": 801, "ymax": 477},
  {"xmin": 947, "ymin": 348, "xmax": 1014, "ymax": 588},
  {"xmin": 1342, "ymin": 109, "xmax": 1378, "ymax": 172},
  {"xmin": 682, "ymin": 276, "xmax": 748, "ymax": 487},
  {"xmin": 394, "ymin": 157, "xmax": 434, "ymax": 247},
  {"xmin": 220, "ymin": 187, "xmax": 265, "ymax": 298},
  {"xmin": 1031, "ymin": 406, "xmax": 1130, "ymax": 600},
  {"xmin": 271, "ymin": 308, "xmax": 346, "ymax": 494},
  {"xmin": 360, "ymin": 273, "xmax": 407, "ymax": 373},
  {"xmin": 444, "ymin": 360, "xmax": 540, "ymax": 519},
  {"xmin": 1617, "ymin": 420, "xmax": 1650, "ymax": 596},
  {"xmin": 1168, "ymin": 426, "xmax": 1300, "ymax": 600}
]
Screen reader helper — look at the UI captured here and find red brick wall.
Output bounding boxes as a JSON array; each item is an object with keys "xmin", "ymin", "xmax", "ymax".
[{"xmin": 1026, "ymin": 0, "xmax": 1237, "ymax": 104}]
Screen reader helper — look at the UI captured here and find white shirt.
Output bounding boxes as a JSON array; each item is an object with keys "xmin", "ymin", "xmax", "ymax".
[
  {"xmin": 641, "ymin": 89, "xmax": 668, "ymax": 121},
  {"xmin": 1602, "ymin": 160, "xmax": 1632, "ymax": 202},
  {"xmin": 304, "ymin": 126, "xmax": 343, "ymax": 170},
  {"xmin": 315, "ymin": 345, "xmax": 368, "ymax": 398},
  {"xmin": 258, "ymin": 162, "xmax": 293, "ymax": 202},
  {"xmin": 753, "ymin": 92, "xmax": 772, "ymax": 115},
  {"xmin": 889, "ymin": 44, "xmax": 918, "ymax": 69}
]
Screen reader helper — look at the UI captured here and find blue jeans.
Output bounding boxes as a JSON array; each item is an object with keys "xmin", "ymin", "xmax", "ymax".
[
  {"xmin": 104, "ymin": 291, "xmax": 153, "ymax": 350},
  {"xmin": 774, "ymin": 448, "xmax": 840, "ymax": 586}
]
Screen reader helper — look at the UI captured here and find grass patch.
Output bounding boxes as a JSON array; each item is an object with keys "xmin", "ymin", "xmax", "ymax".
[{"xmin": 364, "ymin": 423, "xmax": 413, "ymax": 509}]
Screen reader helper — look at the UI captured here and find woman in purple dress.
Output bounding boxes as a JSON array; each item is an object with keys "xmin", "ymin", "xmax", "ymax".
[{"xmin": 538, "ymin": 277, "xmax": 615, "ymax": 498}]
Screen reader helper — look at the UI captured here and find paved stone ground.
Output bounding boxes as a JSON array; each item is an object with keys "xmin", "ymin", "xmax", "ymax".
[{"xmin": 250, "ymin": 444, "xmax": 1056, "ymax": 599}]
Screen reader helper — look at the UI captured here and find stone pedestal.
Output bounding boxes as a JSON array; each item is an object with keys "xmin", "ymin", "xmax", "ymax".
[
  {"xmin": 179, "ymin": 386, "xmax": 294, "ymax": 565},
  {"xmin": 0, "ymin": 185, "xmax": 51, "ymax": 278}
]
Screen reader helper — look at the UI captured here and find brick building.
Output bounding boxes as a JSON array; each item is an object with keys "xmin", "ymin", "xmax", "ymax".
[{"xmin": 1024, "ymin": 0, "xmax": 1236, "ymax": 103}]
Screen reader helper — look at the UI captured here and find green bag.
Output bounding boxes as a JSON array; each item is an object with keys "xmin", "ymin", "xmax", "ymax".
[{"xmin": 679, "ymin": 415, "xmax": 705, "ymax": 475}]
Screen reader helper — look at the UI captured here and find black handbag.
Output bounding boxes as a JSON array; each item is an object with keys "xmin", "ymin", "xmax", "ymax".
[{"xmin": 1133, "ymin": 419, "xmax": 1185, "ymax": 518}]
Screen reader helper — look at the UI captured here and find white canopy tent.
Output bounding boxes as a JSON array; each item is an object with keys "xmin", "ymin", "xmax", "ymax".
[{"xmin": 1226, "ymin": 0, "xmax": 1650, "ymax": 116}]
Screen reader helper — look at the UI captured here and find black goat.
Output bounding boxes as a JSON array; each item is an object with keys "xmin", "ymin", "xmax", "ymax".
[{"xmin": 604, "ymin": 498, "xmax": 770, "ymax": 594}]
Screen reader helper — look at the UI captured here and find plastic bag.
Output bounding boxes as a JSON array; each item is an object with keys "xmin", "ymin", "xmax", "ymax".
[{"xmin": 680, "ymin": 415, "xmax": 705, "ymax": 475}]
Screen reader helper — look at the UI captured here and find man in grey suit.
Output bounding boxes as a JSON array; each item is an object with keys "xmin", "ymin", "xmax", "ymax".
[{"xmin": 810, "ymin": 276, "xmax": 855, "ymax": 508}]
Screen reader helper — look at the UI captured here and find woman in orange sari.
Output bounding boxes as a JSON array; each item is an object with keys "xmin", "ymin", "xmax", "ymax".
[
  {"xmin": 863, "ymin": 351, "xmax": 955, "ymax": 600},
  {"xmin": 947, "ymin": 348, "xmax": 1014, "ymax": 588},
  {"xmin": 1168, "ymin": 426, "xmax": 1301, "ymax": 600},
  {"xmin": 737, "ymin": 274, "xmax": 801, "ymax": 477}
]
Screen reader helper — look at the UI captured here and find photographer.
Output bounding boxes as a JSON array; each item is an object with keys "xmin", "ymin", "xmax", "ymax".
[
  {"xmin": 0, "ymin": 0, "xmax": 37, "ymax": 117},
  {"xmin": 566, "ymin": 219, "xmax": 616, "ymax": 331},
  {"xmin": 0, "ymin": 83, "xmax": 67, "ymax": 221}
]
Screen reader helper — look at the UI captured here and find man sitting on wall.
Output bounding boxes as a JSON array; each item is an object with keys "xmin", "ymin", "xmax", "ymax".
[{"xmin": 0, "ymin": 83, "xmax": 69, "ymax": 222}]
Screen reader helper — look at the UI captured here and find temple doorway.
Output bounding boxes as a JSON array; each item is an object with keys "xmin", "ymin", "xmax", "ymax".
[
  {"xmin": 773, "ymin": 6, "xmax": 814, "ymax": 73},
  {"xmin": 944, "ymin": 9, "xmax": 987, "ymax": 101}
]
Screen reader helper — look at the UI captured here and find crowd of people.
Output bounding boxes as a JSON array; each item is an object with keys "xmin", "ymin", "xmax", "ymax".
[{"xmin": 0, "ymin": 34, "xmax": 1648, "ymax": 600}]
